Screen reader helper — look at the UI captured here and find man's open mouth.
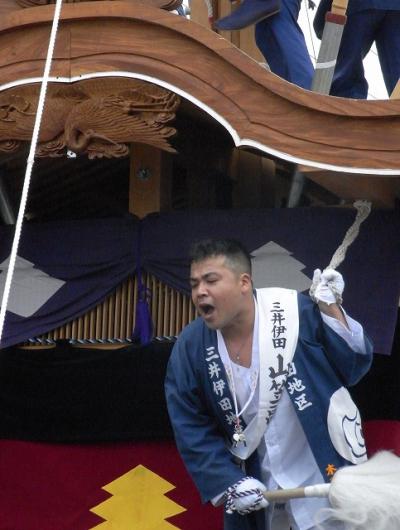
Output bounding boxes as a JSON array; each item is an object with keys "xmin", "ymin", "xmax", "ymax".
[{"xmin": 198, "ymin": 303, "xmax": 215, "ymax": 317}]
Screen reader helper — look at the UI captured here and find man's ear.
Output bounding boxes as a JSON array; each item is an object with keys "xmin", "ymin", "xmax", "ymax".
[{"xmin": 240, "ymin": 272, "xmax": 253, "ymax": 292}]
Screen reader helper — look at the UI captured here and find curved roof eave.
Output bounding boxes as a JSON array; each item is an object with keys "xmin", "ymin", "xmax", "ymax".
[{"xmin": 0, "ymin": 1, "xmax": 399, "ymax": 175}]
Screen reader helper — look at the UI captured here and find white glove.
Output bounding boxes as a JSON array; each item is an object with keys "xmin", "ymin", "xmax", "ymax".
[
  {"xmin": 225, "ymin": 476, "xmax": 269, "ymax": 515},
  {"xmin": 310, "ymin": 268, "xmax": 344, "ymax": 305}
]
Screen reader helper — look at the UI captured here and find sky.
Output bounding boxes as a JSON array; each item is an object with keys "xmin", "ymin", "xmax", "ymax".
[{"xmin": 298, "ymin": 1, "xmax": 388, "ymax": 100}]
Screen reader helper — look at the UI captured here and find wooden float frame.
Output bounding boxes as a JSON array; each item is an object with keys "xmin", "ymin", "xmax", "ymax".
[{"xmin": 0, "ymin": 1, "xmax": 399, "ymax": 175}]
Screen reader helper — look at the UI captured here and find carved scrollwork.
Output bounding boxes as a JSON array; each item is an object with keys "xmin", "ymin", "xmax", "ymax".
[
  {"xmin": 35, "ymin": 135, "xmax": 67, "ymax": 158},
  {"xmin": 0, "ymin": 79, "xmax": 180, "ymax": 159},
  {"xmin": 0, "ymin": 140, "xmax": 21, "ymax": 153}
]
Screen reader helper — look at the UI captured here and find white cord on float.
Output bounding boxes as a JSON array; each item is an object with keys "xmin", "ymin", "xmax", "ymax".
[
  {"xmin": 0, "ymin": 0, "xmax": 64, "ymax": 346},
  {"xmin": 328, "ymin": 200, "xmax": 372, "ymax": 270}
]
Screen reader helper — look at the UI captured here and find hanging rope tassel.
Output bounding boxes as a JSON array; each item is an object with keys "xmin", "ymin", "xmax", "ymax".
[
  {"xmin": 327, "ymin": 200, "xmax": 371, "ymax": 270},
  {"xmin": 0, "ymin": 0, "xmax": 64, "ymax": 346},
  {"xmin": 309, "ymin": 200, "xmax": 371, "ymax": 304}
]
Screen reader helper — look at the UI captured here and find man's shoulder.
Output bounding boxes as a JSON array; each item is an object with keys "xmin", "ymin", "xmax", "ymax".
[
  {"xmin": 255, "ymin": 286, "xmax": 300, "ymax": 298},
  {"xmin": 173, "ymin": 317, "xmax": 211, "ymax": 351},
  {"xmin": 297, "ymin": 291, "xmax": 314, "ymax": 308},
  {"xmin": 178, "ymin": 316, "xmax": 206, "ymax": 338},
  {"xmin": 170, "ymin": 317, "xmax": 215, "ymax": 368},
  {"xmin": 297, "ymin": 292, "xmax": 321, "ymax": 325},
  {"xmin": 256, "ymin": 287, "xmax": 312, "ymax": 307}
]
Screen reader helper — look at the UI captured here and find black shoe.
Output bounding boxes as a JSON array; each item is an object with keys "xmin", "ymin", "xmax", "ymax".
[{"xmin": 215, "ymin": 0, "xmax": 281, "ymax": 31}]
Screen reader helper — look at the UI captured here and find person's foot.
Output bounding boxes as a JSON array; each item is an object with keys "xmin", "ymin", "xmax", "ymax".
[{"xmin": 215, "ymin": 0, "xmax": 280, "ymax": 31}]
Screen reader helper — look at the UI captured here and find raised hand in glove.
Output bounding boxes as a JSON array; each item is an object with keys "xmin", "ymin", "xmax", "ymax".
[
  {"xmin": 225, "ymin": 476, "xmax": 269, "ymax": 515},
  {"xmin": 309, "ymin": 268, "xmax": 345, "ymax": 305}
]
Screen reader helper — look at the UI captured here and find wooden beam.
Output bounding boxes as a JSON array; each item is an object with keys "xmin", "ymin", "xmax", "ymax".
[
  {"xmin": 304, "ymin": 170, "xmax": 400, "ymax": 208},
  {"xmin": 231, "ymin": 150, "xmax": 276, "ymax": 208},
  {"xmin": 1, "ymin": 3, "xmax": 400, "ymax": 172},
  {"xmin": 129, "ymin": 144, "xmax": 172, "ymax": 218}
]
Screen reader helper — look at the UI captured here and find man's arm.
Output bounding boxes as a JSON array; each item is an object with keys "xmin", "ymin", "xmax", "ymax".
[
  {"xmin": 307, "ymin": 267, "xmax": 373, "ymax": 383},
  {"xmin": 318, "ymin": 301, "xmax": 349, "ymax": 329},
  {"xmin": 311, "ymin": 268, "xmax": 370, "ymax": 354},
  {"xmin": 165, "ymin": 333, "xmax": 245, "ymax": 503}
]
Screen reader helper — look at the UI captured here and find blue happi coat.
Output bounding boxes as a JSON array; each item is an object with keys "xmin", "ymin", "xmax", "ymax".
[{"xmin": 165, "ymin": 293, "xmax": 373, "ymax": 530}]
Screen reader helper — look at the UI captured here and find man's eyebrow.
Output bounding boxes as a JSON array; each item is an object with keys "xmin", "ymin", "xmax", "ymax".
[{"xmin": 189, "ymin": 272, "xmax": 219, "ymax": 283}]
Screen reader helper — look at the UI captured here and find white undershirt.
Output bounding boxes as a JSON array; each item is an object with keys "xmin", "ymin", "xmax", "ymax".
[{"xmin": 216, "ymin": 300, "xmax": 366, "ymax": 530}]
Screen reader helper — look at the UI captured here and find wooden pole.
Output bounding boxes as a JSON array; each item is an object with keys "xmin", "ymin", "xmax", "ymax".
[
  {"xmin": 311, "ymin": 0, "xmax": 349, "ymax": 94},
  {"xmin": 263, "ymin": 483, "xmax": 330, "ymax": 502},
  {"xmin": 290, "ymin": 1, "xmax": 348, "ymax": 205},
  {"xmin": 331, "ymin": 0, "xmax": 348, "ymax": 16},
  {"xmin": 129, "ymin": 144, "xmax": 172, "ymax": 218}
]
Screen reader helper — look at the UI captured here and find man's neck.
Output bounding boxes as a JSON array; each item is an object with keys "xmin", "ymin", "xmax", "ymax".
[
  {"xmin": 221, "ymin": 298, "xmax": 255, "ymax": 367},
  {"xmin": 221, "ymin": 298, "xmax": 255, "ymax": 342}
]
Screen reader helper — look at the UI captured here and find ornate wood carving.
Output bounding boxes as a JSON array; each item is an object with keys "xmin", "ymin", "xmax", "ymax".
[
  {"xmin": 0, "ymin": 78, "xmax": 180, "ymax": 158},
  {"xmin": 0, "ymin": 2, "xmax": 399, "ymax": 172}
]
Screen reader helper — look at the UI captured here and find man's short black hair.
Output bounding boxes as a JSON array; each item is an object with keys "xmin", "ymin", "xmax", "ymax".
[{"xmin": 189, "ymin": 238, "xmax": 252, "ymax": 275}]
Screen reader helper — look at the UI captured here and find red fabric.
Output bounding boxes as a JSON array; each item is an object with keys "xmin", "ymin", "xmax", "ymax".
[
  {"xmin": 364, "ymin": 420, "xmax": 400, "ymax": 457},
  {"xmin": 0, "ymin": 440, "xmax": 223, "ymax": 530}
]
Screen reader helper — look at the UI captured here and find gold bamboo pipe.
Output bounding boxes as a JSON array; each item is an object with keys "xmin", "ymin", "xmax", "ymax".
[{"xmin": 40, "ymin": 273, "xmax": 196, "ymax": 342}]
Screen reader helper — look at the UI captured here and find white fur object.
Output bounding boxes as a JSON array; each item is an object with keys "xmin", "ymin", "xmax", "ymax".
[{"xmin": 315, "ymin": 451, "xmax": 400, "ymax": 530}]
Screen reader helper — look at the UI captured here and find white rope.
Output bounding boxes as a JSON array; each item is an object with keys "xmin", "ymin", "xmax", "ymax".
[
  {"xmin": 305, "ymin": 0, "xmax": 318, "ymax": 63},
  {"xmin": 309, "ymin": 200, "xmax": 371, "ymax": 305},
  {"xmin": 0, "ymin": 0, "xmax": 64, "ymax": 346},
  {"xmin": 328, "ymin": 200, "xmax": 371, "ymax": 270}
]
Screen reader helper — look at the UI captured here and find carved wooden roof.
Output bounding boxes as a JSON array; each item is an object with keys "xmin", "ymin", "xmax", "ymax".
[{"xmin": 0, "ymin": 1, "xmax": 399, "ymax": 174}]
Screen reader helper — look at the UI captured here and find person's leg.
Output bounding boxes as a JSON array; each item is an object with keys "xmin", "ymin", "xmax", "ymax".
[
  {"xmin": 330, "ymin": 10, "xmax": 382, "ymax": 99},
  {"xmin": 375, "ymin": 11, "xmax": 400, "ymax": 96},
  {"xmin": 254, "ymin": 0, "xmax": 314, "ymax": 89}
]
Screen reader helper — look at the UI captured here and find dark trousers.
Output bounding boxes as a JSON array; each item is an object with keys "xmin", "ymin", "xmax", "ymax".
[
  {"xmin": 255, "ymin": 0, "xmax": 314, "ymax": 90},
  {"xmin": 331, "ymin": 9, "xmax": 400, "ymax": 98}
]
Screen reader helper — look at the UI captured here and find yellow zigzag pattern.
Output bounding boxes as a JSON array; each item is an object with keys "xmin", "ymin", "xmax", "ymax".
[{"xmin": 90, "ymin": 464, "xmax": 186, "ymax": 529}]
